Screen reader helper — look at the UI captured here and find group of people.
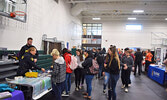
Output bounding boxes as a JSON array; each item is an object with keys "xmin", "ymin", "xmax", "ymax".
[{"xmin": 16, "ymin": 37, "xmax": 154, "ymax": 100}]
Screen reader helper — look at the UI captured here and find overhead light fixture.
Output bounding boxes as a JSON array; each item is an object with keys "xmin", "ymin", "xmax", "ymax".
[
  {"xmin": 128, "ymin": 18, "xmax": 137, "ymax": 20},
  {"xmin": 133, "ymin": 10, "xmax": 144, "ymax": 13},
  {"xmin": 165, "ymin": 18, "xmax": 167, "ymax": 20},
  {"xmin": 92, "ymin": 17, "xmax": 101, "ymax": 20}
]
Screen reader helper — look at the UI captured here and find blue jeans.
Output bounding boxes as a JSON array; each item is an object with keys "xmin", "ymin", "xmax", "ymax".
[
  {"xmin": 103, "ymin": 72, "xmax": 110, "ymax": 90},
  {"xmin": 85, "ymin": 75, "xmax": 94, "ymax": 96},
  {"xmin": 65, "ymin": 73, "xmax": 71, "ymax": 94},
  {"xmin": 108, "ymin": 74, "xmax": 119, "ymax": 100},
  {"xmin": 98, "ymin": 64, "xmax": 103, "ymax": 78},
  {"xmin": 52, "ymin": 81, "xmax": 65, "ymax": 100}
]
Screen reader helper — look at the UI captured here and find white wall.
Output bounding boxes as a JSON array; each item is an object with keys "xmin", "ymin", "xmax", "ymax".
[
  {"xmin": 0, "ymin": 0, "xmax": 82, "ymax": 50},
  {"xmin": 83, "ymin": 19, "xmax": 167, "ymax": 49}
]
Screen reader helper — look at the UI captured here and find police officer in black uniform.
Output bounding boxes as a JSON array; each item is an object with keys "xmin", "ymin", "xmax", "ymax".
[
  {"xmin": 17, "ymin": 47, "xmax": 45, "ymax": 76},
  {"xmin": 19, "ymin": 37, "xmax": 38, "ymax": 61}
]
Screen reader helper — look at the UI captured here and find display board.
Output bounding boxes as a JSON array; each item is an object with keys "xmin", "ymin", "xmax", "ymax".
[{"xmin": 0, "ymin": 0, "xmax": 27, "ymax": 22}]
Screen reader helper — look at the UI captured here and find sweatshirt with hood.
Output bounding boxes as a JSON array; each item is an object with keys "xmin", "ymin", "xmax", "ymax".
[{"xmin": 51, "ymin": 56, "xmax": 66, "ymax": 84}]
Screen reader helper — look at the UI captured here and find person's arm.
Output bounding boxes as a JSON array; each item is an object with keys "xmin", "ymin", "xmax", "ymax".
[
  {"xmin": 82, "ymin": 59, "xmax": 88, "ymax": 69},
  {"xmin": 19, "ymin": 46, "xmax": 25, "ymax": 60},
  {"xmin": 52, "ymin": 63, "xmax": 59, "ymax": 76},
  {"xmin": 120, "ymin": 56, "xmax": 125, "ymax": 67},
  {"xmin": 128, "ymin": 57, "xmax": 134, "ymax": 68},
  {"xmin": 82, "ymin": 58, "xmax": 92, "ymax": 69},
  {"xmin": 27, "ymin": 57, "xmax": 41, "ymax": 70}
]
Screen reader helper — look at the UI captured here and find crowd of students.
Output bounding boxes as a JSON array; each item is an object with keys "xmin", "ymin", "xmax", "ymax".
[
  {"xmin": 50, "ymin": 45, "xmax": 154, "ymax": 100},
  {"xmin": 16, "ymin": 38, "xmax": 154, "ymax": 100}
]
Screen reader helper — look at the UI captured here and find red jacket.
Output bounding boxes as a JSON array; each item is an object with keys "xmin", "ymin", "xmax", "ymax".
[{"xmin": 63, "ymin": 53, "xmax": 73, "ymax": 73}]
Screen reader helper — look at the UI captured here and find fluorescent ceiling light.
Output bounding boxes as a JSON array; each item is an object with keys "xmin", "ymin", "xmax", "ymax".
[
  {"xmin": 128, "ymin": 18, "xmax": 136, "ymax": 20},
  {"xmin": 92, "ymin": 17, "xmax": 101, "ymax": 20},
  {"xmin": 133, "ymin": 10, "xmax": 144, "ymax": 13},
  {"xmin": 165, "ymin": 18, "xmax": 167, "ymax": 20}
]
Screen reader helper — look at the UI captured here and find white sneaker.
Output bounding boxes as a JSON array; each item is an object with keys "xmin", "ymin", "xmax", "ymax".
[
  {"xmin": 62, "ymin": 93, "xmax": 69, "ymax": 97},
  {"xmin": 79, "ymin": 86, "xmax": 82, "ymax": 89},
  {"xmin": 75, "ymin": 87, "xmax": 79, "ymax": 91},
  {"xmin": 128, "ymin": 84, "xmax": 131, "ymax": 87},
  {"xmin": 125, "ymin": 88, "xmax": 128, "ymax": 93},
  {"xmin": 121, "ymin": 85, "xmax": 125, "ymax": 89},
  {"xmin": 103, "ymin": 89, "xmax": 106, "ymax": 94}
]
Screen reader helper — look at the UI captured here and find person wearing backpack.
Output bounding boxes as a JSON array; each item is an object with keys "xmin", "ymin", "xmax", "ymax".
[
  {"xmin": 82, "ymin": 51, "xmax": 94, "ymax": 100},
  {"xmin": 74, "ymin": 49, "xmax": 84, "ymax": 91},
  {"xmin": 105, "ymin": 46, "xmax": 120, "ymax": 100},
  {"xmin": 62, "ymin": 48, "xmax": 72, "ymax": 96},
  {"xmin": 50, "ymin": 49, "xmax": 66, "ymax": 100}
]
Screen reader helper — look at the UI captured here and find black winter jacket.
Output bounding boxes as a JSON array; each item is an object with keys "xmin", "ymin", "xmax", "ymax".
[{"xmin": 82, "ymin": 56, "xmax": 93, "ymax": 75}]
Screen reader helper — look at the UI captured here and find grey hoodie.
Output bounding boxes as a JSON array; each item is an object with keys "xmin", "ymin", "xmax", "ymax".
[
  {"xmin": 51, "ymin": 56, "xmax": 66, "ymax": 84},
  {"xmin": 121, "ymin": 56, "xmax": 134, "ymax": 70}
]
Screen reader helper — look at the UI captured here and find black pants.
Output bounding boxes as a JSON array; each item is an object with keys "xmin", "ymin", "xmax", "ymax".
[
  {"xmin": 121, "ymin": 68, "xmax": 131, "ymax": 88},
  {"xmin": 121, "ymin": 69, "xmax": 125, "ymax": 85},
  {"xmin": 81, "ymin": 69, "xmax": 85, "ymax": 85},
  {"xmin": 145, "ymin": 61, "xmax": 151, "ymax": 72},
  {"xmin": 134, "ymin": 62, "xmax": 142, "ymax": 75},
  {"xmin": 74, "ymin": 68, "xmax": 83, "ymax": 87}
]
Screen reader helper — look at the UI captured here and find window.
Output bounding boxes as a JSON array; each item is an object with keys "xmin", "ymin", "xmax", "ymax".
[
  {"xmin": 82, "ymin": 23, "xmax": 102, "ymax": 35},
  {"xmin": 82, "ymin": 23, "xmax": 102, "ymax": 48},
  {"xmin": 126, "ymin": 24, "xmax": 142, "ymax": 30}
]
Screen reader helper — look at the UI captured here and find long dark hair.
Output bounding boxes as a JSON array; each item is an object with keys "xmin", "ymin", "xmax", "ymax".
[
  {"xmin": 105, "ymin": 46, "xmax": 120, "ymax": 69},
  {"xmin": 76, "ymin": 49, "xmax": 83, "ymax": 61}
]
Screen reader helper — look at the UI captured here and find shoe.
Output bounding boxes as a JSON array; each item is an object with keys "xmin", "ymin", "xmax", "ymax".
[
  {"xmin": 82, "ymin": 92, "xmax": 88, "ymax": 96},
  {"xmin": 84, "ymin": 96, "xmax": 91, "ymax": 100},
  {"xmin": 103, "ymin": 89, "xmax": 106, "ymax": 94},
  {"xmin": 125, "ymin": 88, "xmax": 128, "ymax": 93},
  {"xmin": 128, "ymin": 84, "xmax": 131, "ymax": 87},
  {"xmin": 79, "ymin": 86, "xmax": 82, "ymax": 89},
  {"xmin": 75, "ymin": 87, "xmax": 79, "ymax": 91},
  {"xmin": 62, "ymin": 93, "xmax": 69, "ymax": 97},
  {"xmin": 121, "ymin": 85, "xmax": 125, "ymax": 89}
]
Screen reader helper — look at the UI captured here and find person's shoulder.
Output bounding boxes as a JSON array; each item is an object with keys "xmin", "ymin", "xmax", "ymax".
[
  {"xmin": 21, "ymin": 44, "xmax": 27, "ymax": 48},
  {"xmin": 23, "ymin": 52, "xmax": 31, "ymax": 58}
]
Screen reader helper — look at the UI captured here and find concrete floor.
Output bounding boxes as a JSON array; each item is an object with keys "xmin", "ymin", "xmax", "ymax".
[{"xmin": 39, "ymin": 74, "xmax": 167, "ymax": 100}]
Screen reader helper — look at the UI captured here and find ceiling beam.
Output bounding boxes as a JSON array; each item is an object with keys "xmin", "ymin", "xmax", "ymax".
[
  {"xmin": 71, "ymin": 3, "xmax": 167, "ymax": 16},
  {"xmin": 67, "ymin": 0, "xmax": 167, "ymax": 3}
]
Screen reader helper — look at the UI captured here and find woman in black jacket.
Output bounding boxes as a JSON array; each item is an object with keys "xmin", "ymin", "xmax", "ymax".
[
  {"xmin": 82, "ymin": 51, "xmax": 93, "ymax": 99},
  {"xmin": 17, "ymin": 47, "xmax": 45, "ymax": 76},
  {"xmin": 104, "ymin": 46, "xmax": 120, "ymax": 100}
]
